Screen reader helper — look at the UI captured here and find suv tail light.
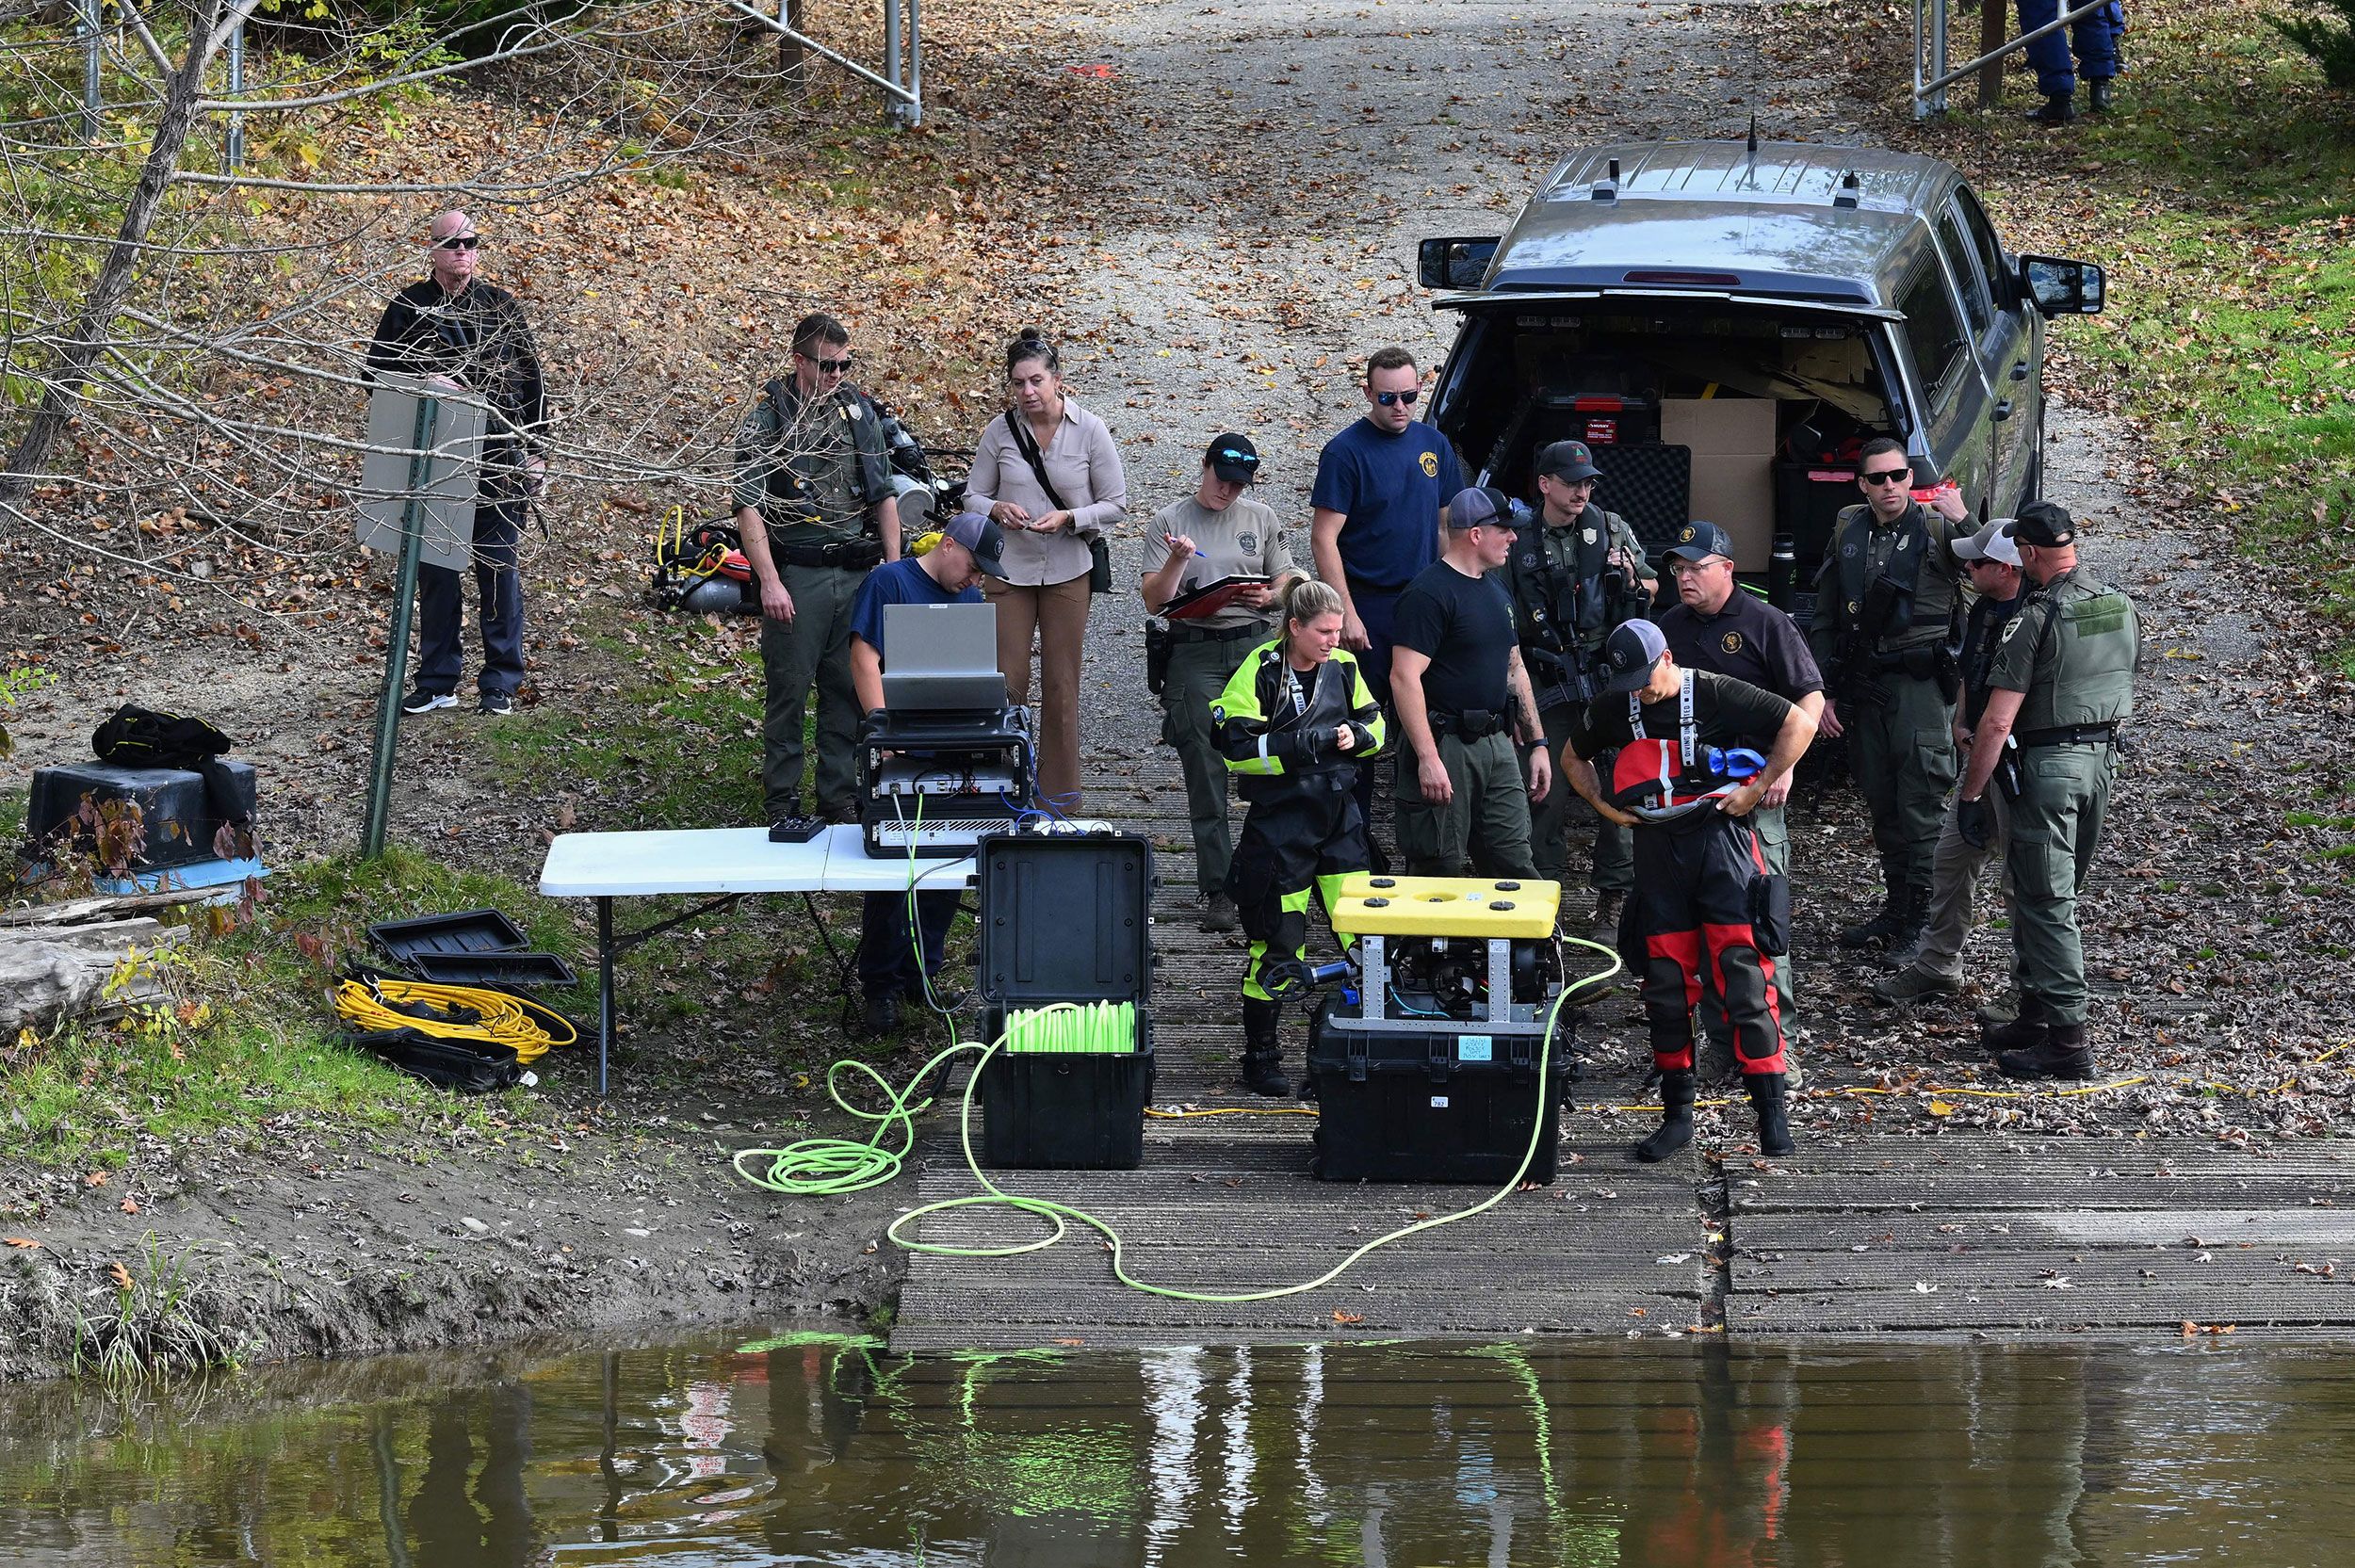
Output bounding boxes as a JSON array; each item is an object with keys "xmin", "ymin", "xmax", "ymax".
[{"xmin": 1621, "ymin": 270, "xmax": 1743, "ymax": 286}]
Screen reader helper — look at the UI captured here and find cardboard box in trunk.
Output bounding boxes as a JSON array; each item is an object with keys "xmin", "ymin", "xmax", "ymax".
[{"xmin": 1662, "ymin": 398, "xmax": 1778, "ymax": 572}]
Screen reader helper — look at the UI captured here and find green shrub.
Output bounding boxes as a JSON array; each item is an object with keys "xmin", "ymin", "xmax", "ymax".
[{"xmin": 2270, "ymin": 0, "xmax": 2355, "ymax": 88}]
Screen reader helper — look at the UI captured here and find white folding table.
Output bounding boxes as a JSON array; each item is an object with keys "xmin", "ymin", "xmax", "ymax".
[{"xmin": 538, "ymin": 825, "xmax": 976, "ymax": 1091}]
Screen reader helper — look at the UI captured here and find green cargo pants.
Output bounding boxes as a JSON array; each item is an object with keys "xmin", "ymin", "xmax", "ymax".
[
  {"xmin": 1395, "ymin": 731, "xmax": 1539, "ymax": 880},
  {"xmin": 1846, "ymin": 671, "xmax": 1957, "ymax": 888},
  {"xmin": 759, "ymin": 561, "xmax": 866, "ymax": 823},
  {"xmin": 1161, "ymin": 633, "xmax": 1258, "ymax": 899},
  {"xmin": 2007, "ymin": 741, "xmax": 2116, "ymax": 1026},
  {"xmin": 1534, "ymin": 701, "xmax": 1632, "ymax": 894}
]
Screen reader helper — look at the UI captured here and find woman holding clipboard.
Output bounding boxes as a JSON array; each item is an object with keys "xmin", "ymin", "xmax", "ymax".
[{"xmin": 1141, "ymin": 433, "xmax": 1305, "ymax": 931}]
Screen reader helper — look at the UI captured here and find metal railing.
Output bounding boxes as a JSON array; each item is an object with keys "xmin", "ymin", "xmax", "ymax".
[
  {"xmin": 1913, "ymin": 0, "xmax": 2119, "ymax": 119},
  {"xmin": 73, "ymin": 0, "xmax": 928, "ymax": 160}
]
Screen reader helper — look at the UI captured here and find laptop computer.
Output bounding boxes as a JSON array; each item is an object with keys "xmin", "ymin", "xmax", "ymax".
[{"xmin": 881, "ymin": 602, "xmax": 1008, "ymax": 710}]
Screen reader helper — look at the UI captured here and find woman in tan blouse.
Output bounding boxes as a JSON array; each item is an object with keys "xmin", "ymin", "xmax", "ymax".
[{"xmin": 964, "ymin": 329, "xmax": 1129, "ymax": 810}]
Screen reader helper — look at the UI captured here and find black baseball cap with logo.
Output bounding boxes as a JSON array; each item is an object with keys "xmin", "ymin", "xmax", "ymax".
[
  {"xmin": 1206, "ymin": 433, "xmax": 1261, "ymax": 483},
  {"xmin": 1663, "ymin": 520, "xmax": 1733, "ymax": 563},
  {"xmin": 1536, "ymin": 440, "xmax": 1604, "ymax": 484}
]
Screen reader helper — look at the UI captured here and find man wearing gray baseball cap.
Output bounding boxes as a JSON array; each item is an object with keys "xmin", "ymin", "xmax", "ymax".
[{"xmin": 1559, "ymin": 620, "xmax": 1819, "ymax": 1161}]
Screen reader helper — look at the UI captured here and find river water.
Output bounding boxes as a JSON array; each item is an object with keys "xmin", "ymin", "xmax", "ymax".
[{"xmin": 5, "ymin": 1330, "xmax": 2350, "ymax": 1565}]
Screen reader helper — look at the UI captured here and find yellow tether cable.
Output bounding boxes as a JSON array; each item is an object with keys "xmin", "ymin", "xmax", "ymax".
[{"xmin": 333, "ymin": 975, "xmax": 577, "ymax": 1065}]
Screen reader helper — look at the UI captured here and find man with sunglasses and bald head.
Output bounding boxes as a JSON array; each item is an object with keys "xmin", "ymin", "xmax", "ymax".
[
  {"xmin": 367, "ymin": 208, "xmax": 547, "ymax": 718},
  {"xmin": 1807, "ymin": 436, "xmax": 1973, "ymax": 956}
]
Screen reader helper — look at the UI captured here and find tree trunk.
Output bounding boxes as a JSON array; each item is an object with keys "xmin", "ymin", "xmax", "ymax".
[
  {"xmin": 1978, "ymin": 0, "xmax": 2007, "ymax": 111},
  {"xmin": 0, "ymin": 919, "xmax": 183, "ymax": 1033},
  {"xmin": 0, "ymin": 1, "xmax": 227, "ymax": 505}
]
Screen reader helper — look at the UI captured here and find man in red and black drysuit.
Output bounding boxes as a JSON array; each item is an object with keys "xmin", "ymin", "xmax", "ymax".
[{"xmin": 1562, "ymin": 621, "xmax": 1818, "ymax": 1163}]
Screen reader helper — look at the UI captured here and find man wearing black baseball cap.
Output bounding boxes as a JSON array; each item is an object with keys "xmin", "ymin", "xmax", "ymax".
[
  {"xmin": 1561, "ymin": 621, "xmax": 1818, "ymax": 1161},
  {"xmin": 1653, "ymin": 519, "xmax": 1825, "ymax": 1060},
  {"xmin": 1954, "ymin": 500, "xmax": 2139, "ymax": 1079},
  {"xmin": 1807, "ymin": 437, "xmax": 1975, "ymax": 955},
  {"xmin": 1502, "ymin": 439, "xmax": 1656, "ymax": 930},
  {"xmin": 1389, "ymin": 486, "xmax": 1549, "ymax": 878},
  {"xmin": 1143, "ymin": 432, "xmax": 1304, "ymax": 931}
]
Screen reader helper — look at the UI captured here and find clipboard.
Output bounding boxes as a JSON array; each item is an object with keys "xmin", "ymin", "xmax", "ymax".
[{"xmin": 1161, "ymin": 574, "xmax": 1271, "ymax": 621}]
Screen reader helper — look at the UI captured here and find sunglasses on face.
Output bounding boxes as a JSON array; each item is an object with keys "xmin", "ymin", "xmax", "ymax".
[
  {"xmin": 1861, "ymin": 468, "xmax": 1910, "ymax": 486},
  {"xmin": 799, "ymin": 353, "xmax": 853, "ymax": 373},
  {"xmin": 433, "ymin": 234, "xmax": 481, "ymax": 251},
  {"xmin": 1373, "ymin": 389, "xmax": 1419, "ymax": 407}
]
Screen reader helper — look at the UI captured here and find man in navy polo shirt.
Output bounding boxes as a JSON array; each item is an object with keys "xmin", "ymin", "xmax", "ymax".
[
  {"xmin": 847, "ymin": 510, "xmax": 1005, "ymax": 1034},
  {"xmin": 1652, "ymin": 521, "xmax": 1825, "ymax": 1064},
  {"xmin": 1309, "ymin": 346, "xmax": 1464, "ymax": 842}
]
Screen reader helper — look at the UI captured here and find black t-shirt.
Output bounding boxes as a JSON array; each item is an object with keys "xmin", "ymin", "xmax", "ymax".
[
  {"xmin": 1569, "ymin": 669, "xmax": 1795, "ymax": 763},
  {"xmin": 1653, "ymin": 593, "xmax": 1822, "ymax": 750},
  {"xmin": 1959, "ymin": 590, "xmax": 2021, "ymax": 726},
  {"xmin": 1392, "ymin": 560, "xmax": 1519, "ymax": 719}
]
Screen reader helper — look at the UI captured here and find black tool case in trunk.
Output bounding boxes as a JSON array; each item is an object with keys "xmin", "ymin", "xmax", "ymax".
[
  {"xmin": 1306, "ymin": 997, "xmax": 1574, "ymax": 1185},
  {"xmin": 974, "ymin": 832, "xmax": 1156, "ymax": 1170}
]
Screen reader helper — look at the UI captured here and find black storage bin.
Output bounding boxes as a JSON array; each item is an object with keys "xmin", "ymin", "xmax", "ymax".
[
  {"xmin": 1307, "ymin": 997, "xmax": 1573, "ymax": 1186},
  {"xmin": 974, "ymin": 832, "xmax": 1156, "ymax": 1171},
  {"xmin": 1774, "ymin": 460, "xmax": 1857, "ymax": 578},
  {"xmin": 24, "ymin": 760, "xmax": 257, "ymax": 869}
]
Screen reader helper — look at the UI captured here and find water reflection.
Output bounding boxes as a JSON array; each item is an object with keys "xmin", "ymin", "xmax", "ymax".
[{"xmin": 2, "ymin": 1330, "xmax": 2351, "ymax": 1565}]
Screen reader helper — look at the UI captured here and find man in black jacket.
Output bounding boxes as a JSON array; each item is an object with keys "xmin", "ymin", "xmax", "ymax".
[{"xmin": 366, "ymin": 209, "xmax": 547, "ymax": 718}]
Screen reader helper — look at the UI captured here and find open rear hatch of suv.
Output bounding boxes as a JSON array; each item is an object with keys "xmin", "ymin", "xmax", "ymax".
[{"xmin": 1429, "ymin": 289, "xmax": 1908, "ymax": 608}]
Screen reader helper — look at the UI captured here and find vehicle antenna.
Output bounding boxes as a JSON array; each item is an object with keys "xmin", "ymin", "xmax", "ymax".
[{"xmin": 1746, "ymin": 111, "xmax": 1759, "ymax": 156}]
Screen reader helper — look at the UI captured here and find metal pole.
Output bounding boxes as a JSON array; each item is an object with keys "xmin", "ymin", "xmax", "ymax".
[
  {"xmin": 596, "ymin": 897, "xmax": 614, "ymax": 1095},
  {"xmin": 224, "ymin": 20, "xmax": 244, "ymax": 173},
  {"xmin": 1930, "ymin": 0, "xmax": 1950, "ymax": 117},
  {"xmin": 81, "ymin": 0, "xmax": 103, "ymax": 141},
  {"xmin": 884, "ymin": 0, "xmax": 901, "ymax": 127},
  {"xmin": 906, "ymin": 0, "xmax": 922, "ymax": 126},
  {"xmin": 1916, "ymin": 0, "xmax": 2119, "ymax": 103},
  {"xmin": 1913, "ymin": 0, "xmax": 1927, "ymax": 121},
  {"xmin": 361, "ymin": 394, "xmax": 439, "ymax": 859}
]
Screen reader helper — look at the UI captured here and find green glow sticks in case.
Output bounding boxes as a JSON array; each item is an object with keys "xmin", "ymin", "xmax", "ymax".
[{"xmin": 1004, "ymin": 1001, "xmax": 1137, "ymax": 1055}]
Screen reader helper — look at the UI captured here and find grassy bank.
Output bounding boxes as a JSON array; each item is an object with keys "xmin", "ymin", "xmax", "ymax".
[{"xmin": 1774, "ymin": 0, "xmax": 2355, "ymax": 663}]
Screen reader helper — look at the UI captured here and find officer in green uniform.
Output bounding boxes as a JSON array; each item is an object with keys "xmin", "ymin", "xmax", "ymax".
[
  {"xmin": 1955, "ymin": 501, "xmax": 2138, "ymax": 1079},
  {"xmin": 1502, "ymin": 440, "xmax": 1656, "ymax": 929},
  {"xmin": 1807, "ymin": 437, "xmax": 1973, "ymax": 953},
  {"xmin": 733, "ymin": 312, "xmax": 901, "ymax": 824}
]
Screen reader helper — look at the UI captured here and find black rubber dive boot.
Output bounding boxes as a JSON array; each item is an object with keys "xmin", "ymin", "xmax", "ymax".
[
  {"xmin": 1634, "ymin": 1071, "xmax": 1697, "ymax": 1164},
  {"xmin": 1840, "ymin": 862, "xmax": 1909, "ymax": 950},
  {"xmin": 1240, "ymin": 998, "xmax": 1291, "ymax": 1098},
  {"xmin": 1998, "ymin": 1021, "xmax": 2097, "ymax": 1081},
  {"xmin": 2027, "ymin": 91, "xmax": 2077, "ymax": 125},
  {"xmin": 1747, "ymin": 1073, "xmax": 1795, "ymax": 1157},
  {"xmin": 2087, "ymin": 77, "xmax": 2114, "ymax": 114}
]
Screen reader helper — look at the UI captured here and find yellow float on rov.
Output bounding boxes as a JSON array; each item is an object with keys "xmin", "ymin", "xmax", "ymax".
[{"xmin": 1308, "ymin": 875, "xmax": 1576, "ymax": 1186}]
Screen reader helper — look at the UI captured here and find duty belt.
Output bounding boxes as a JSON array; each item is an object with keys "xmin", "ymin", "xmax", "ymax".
[
  {"xmin": 2016, "ymin": 722, "xmax": 2120, "ymax": 749},
  {"xmin": 1167, "ymin": 621, "xmax": 1267, "ymax": 643},
  {"xmin": 776, "ymin": 537, "xmax": 883, "ymax": 570},
  {"xmin": 1429, "ymin": 709, "xmax": 1505, "ymax": 740}
]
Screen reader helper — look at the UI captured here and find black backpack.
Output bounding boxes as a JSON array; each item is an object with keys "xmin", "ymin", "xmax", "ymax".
[{"xmin": 90, "ymin": 703, "xmax": 254, "ymax": 852}]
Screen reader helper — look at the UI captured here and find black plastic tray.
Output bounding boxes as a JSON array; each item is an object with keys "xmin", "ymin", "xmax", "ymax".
[
  {"xmin": 405, "ymin": 950, "xmax": 579, "ymax": 989},
  {"xmin": 368, "ymin": 909, "xmax": 529, "ymax": 965}
]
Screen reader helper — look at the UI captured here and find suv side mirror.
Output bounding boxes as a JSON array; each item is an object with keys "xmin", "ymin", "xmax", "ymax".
[
  {"xmin": 1419, "ymin": 236, "xmax": 1500, "ymax": 291},
  {"xmin": 2019, "ymin": 254, "xmax": 2105, "ymax": 317}
]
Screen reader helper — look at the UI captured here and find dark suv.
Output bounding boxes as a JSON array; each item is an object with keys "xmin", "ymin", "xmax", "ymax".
[{"xmin": 1419, "ymin": 139, "xmax": 2104, "ymax": 590}]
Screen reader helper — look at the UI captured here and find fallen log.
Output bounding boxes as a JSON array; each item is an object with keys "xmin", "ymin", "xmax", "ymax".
[{"xmin": 0, "ymin": 919, "xmax": 183, "ymax": 1034}]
